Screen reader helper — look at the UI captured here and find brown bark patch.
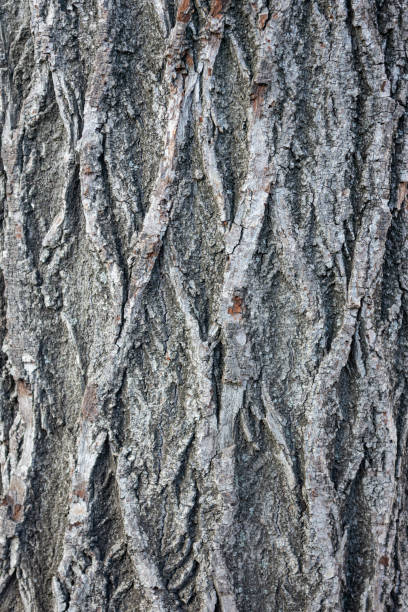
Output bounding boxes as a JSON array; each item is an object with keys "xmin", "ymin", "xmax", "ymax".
[
  {"xmin": 258, "ymin": 11, "xmax": 268, "ymax": 29},
  {"xmin": 1, "ymin": 494, "xmax": 14, "ymax": 507},
  {"xmin": 379, "ymin": 555, "xmax": 389, "ymax": 567},
  {"xmin": 146, "ymin": 241, "xmax": 162, "ymax": 263},
  {"xmin": 11, "ymin": 503, "xmax": 23, "ymax": 522},
  {"xmin": 251, "ymin": 85, "xmax": 267, "ymax": 117},
  {"xmin": 397, "ymin": 182, "xmax": 407, "ymax": 209},
  {"xmin": 2, "ymin": 496, "xmax": 23, "ymax": 522},
  {"xmin": 228, "ymin": 295, "xmax": 243, "ymax": 316},
  {"xmin": 69, "ymin": 521, "xmax": 83, "ymax": 529},
  {"xmin": 210, "ymin": 0, "xmax": 228, "ymax": 18},
  {"xmin": 81, "ymin": 384, "xmax": 98, "ymax": 421},
  {"xmin": 73, "ymin": 485, "xmax": 87, "ymax": 500},
  {"xmin": 17, "ymin": 380, "xmax": 32, "ymax": 397},
  {"xmin": 177, "ymin": 0, "xmax": 192, "ymax": 23}
]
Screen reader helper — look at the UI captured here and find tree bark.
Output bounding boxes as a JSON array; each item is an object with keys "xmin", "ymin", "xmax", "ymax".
[{"xmin": 0, "ymin": 0, "xmax": 407, "ymax": 610}]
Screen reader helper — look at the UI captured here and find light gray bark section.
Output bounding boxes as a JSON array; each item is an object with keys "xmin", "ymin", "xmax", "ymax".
[{"xmin": 0, "ymin": 0, "xmax": 407, "ymax": 610}]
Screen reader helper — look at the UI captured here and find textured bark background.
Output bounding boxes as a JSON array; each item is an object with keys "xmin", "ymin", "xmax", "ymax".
[{"xmin": 0, "ymin": 0, "xmax": 407, "ymax": 610}]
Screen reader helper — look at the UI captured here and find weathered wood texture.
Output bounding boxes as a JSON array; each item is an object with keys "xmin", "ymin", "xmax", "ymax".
[{"xmin": 0, "ymin": 0, "xmax": 407, "ymax": 610}]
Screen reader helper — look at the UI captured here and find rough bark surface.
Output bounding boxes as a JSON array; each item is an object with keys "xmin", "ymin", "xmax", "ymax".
[{"xmin": 0, "ymin": 0, "xmax": 407, "ymax": 610}]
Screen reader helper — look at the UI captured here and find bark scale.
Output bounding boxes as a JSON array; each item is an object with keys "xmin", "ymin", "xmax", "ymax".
[{"xmin": 0, "ymin": 0, "xmax": 407, "ymax": 610}]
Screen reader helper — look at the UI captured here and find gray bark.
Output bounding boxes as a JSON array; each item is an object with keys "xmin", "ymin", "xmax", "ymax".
[{"xmin": 0, "ymin": 0, "xmax": 407, "ymax": 610}]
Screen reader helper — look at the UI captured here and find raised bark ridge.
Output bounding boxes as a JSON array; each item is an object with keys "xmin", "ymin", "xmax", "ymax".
[{"xmin": 0, "ymin": 0, "xmax": 407, "ymax": 610}]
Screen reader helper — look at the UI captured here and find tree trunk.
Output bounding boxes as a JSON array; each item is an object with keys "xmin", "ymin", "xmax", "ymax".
[{"xmin": 0, "ymin": 0, "xmax": 407, "ymax": 610}]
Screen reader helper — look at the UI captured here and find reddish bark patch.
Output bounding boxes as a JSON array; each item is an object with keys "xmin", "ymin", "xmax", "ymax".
[
  {"xmin": 81, "ymin": 384, "xmax": 98, "ymax": 421},
  {"xmin": 228, "ymin": 295, "xmax": 243, "ymax": 316},
  {"xmin": 177, "ymin": 0, "xmax": 192, "ymax": 23},
  {"xmin": 210, "ymin": 0, "xmax": 228, "ymax": 18},
  {"xmin": 1, "ymin": 494, "xmax": 13, "ymax": 507},
  {"xmin": 258, "ymin": 11, "xmax": 268, "ymax": 29},
  {"xmin": 73, "ymin": 485, "xmax": 87, "ymax": 500},
  {"xmin": 11, "ymin": 503, "xmax": 23, "ymax": 522},
  {"xmin": 2, "ymin": 495, "xmax": 23, "ymax": 522},
  {"xmin": 379, "ymin": 555, "xmax": 389, "ymax": 567}
]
